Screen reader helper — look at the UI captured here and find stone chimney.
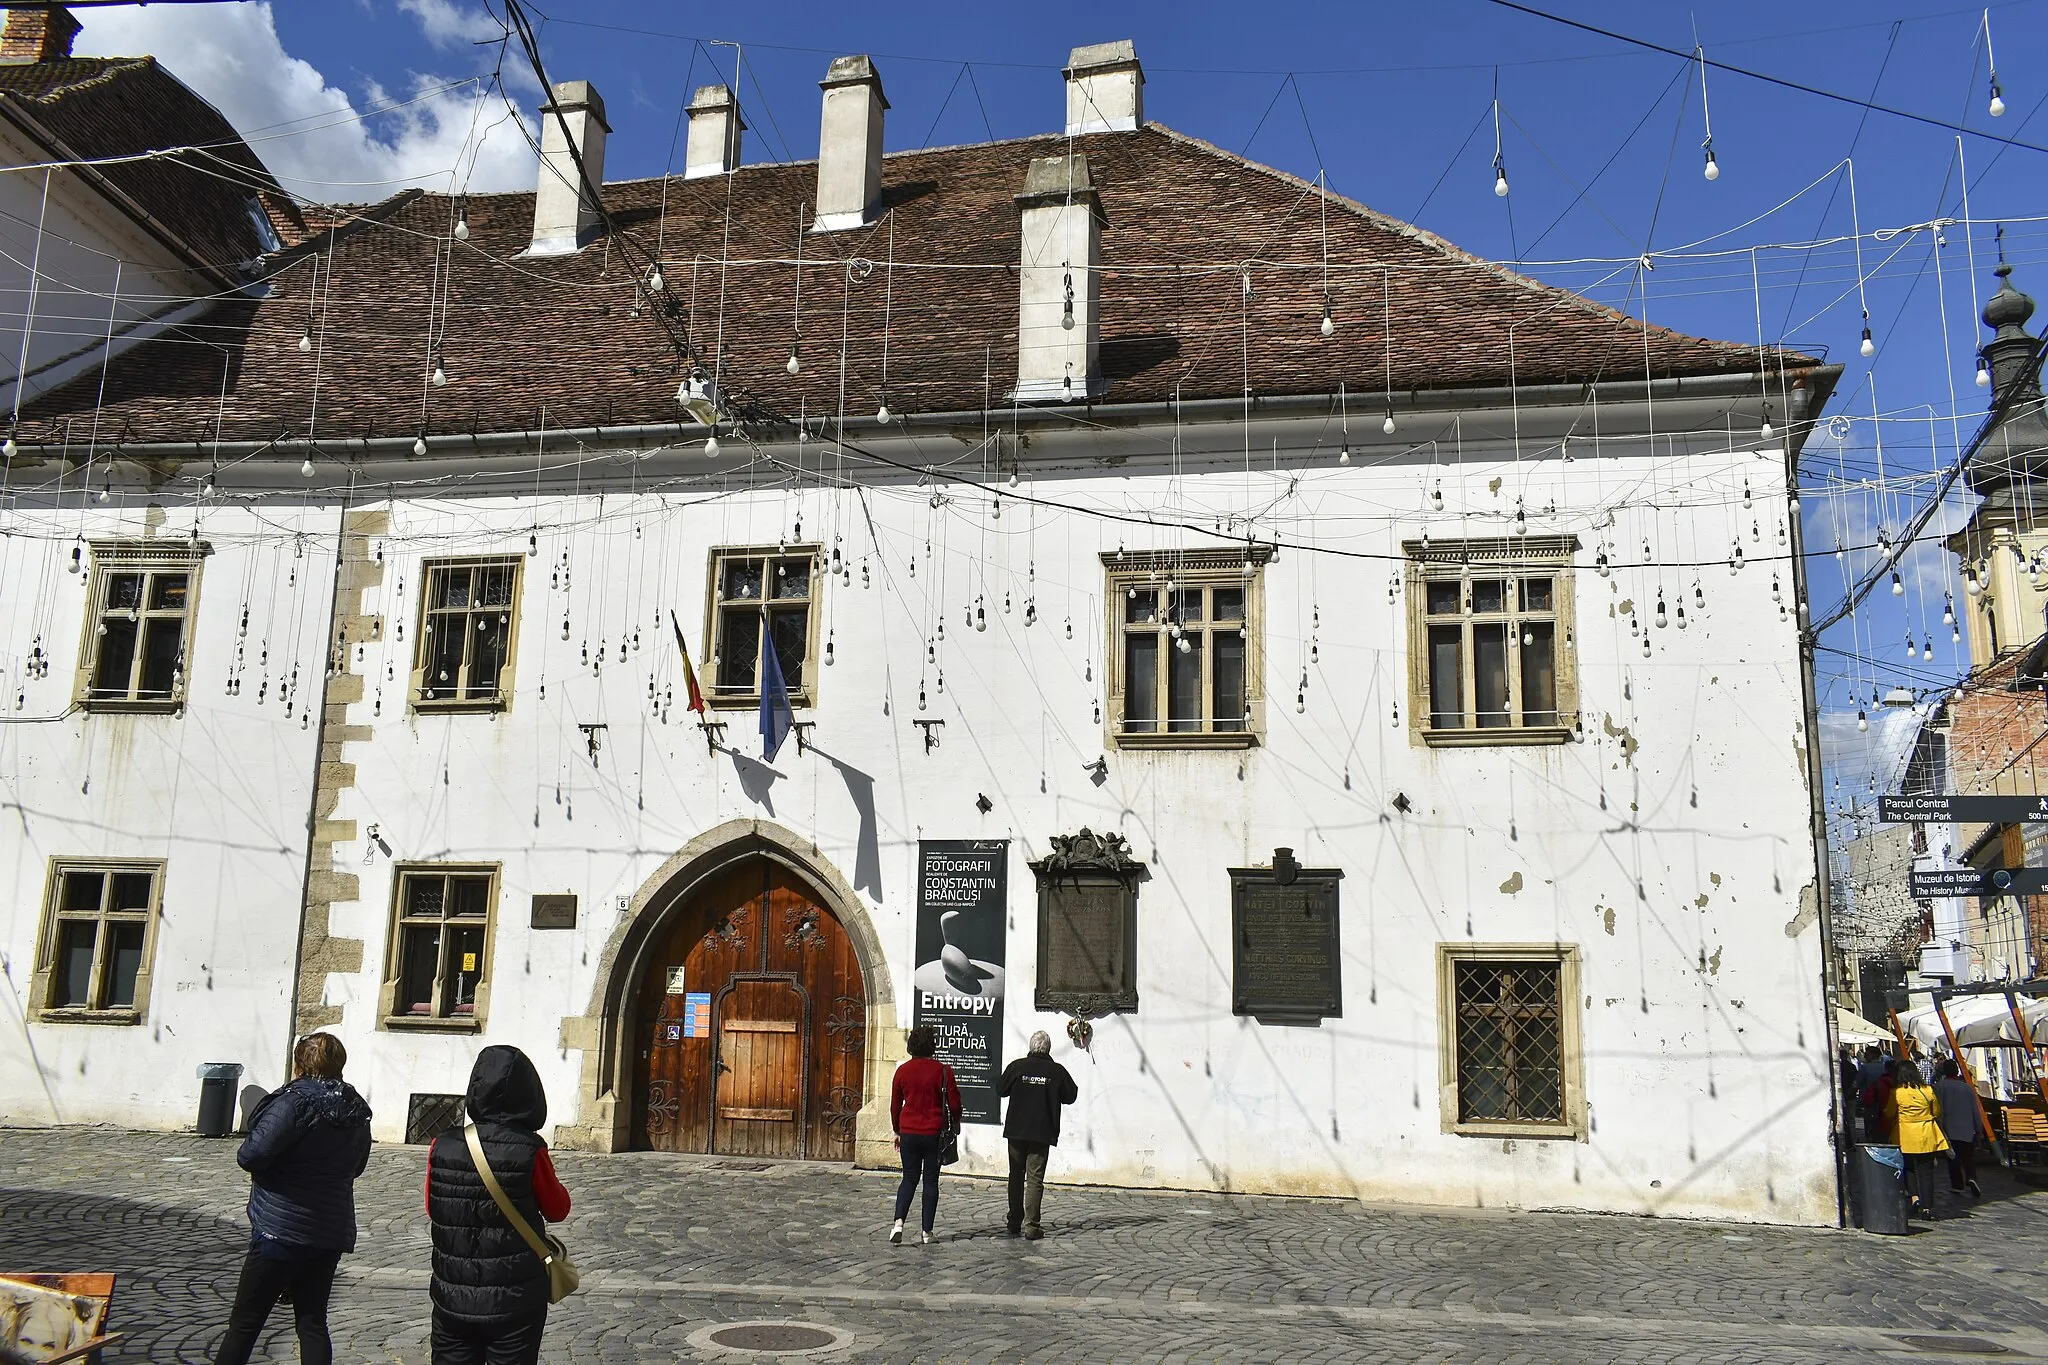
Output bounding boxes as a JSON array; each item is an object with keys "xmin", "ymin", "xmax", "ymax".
[
  {"xmin": 813, "ymin": 55, "xmax": 887, "ymax": 232},
  {"xmin": 528, "ymin": 80, "xmax": 608, "ymax": 257},
  {"xmin": 683, "ymin": 84, "xmax": 743, "ymax": 180},
  {"xmin": 1, "ymin": 5, "xmax": 81, "ymax": 63},
  {"xmin": 1014, "ymin": 153, "xmax": 1104, "ymax": 403},
  {"xmin": 1064, "ymin": 41, "xmax": 1143, "ymax": 135}
]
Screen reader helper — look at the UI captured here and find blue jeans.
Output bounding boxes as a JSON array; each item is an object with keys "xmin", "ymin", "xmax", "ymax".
[{"xmin": 894, "ymin": 1133, "xmax": 943, "ymax": 1231}]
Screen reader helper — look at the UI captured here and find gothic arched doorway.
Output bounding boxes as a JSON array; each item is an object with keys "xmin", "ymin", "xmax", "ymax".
[{"xmin": 630, "ymin": 857, "xmax": 867, "ymax": 1159}]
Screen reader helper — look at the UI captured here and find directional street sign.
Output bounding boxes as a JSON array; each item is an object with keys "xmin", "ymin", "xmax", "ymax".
[
  {"xmin": 1909, "ymin": 867, "xmax": 2048, "ymax": 899},
  {"xmin": 1879, "ymin": 794, "xmax": 2048, "ymax": 824}
]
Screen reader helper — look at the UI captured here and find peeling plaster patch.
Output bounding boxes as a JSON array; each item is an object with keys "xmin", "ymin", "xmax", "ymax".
[
  {"xmin": 1618, "ymin": 598, "xmax": 1635, "ymax": 616},
  {"xmin": 1605, "ymin": 997, "xmax": 1624, "ymax": 1006},
  {"xmin": 1708, "ymin": 946, "xmax": 1723, "ymax": 976},
  {"xmin": 1603, "ymin": 717, "xmax": 1639, "ymax": 763},
  {"xmin": 1488, "ymin": 477, "xmax": 1502, "ymax": 495},
  {"xmin": 1710, "ymin": 873, "xmax": 1722, "ymax": 887},
  {"xmin": 1784, "ymin": 882, "xmax": 1820, "ymax": 938},
  {"xmin": 1601, "ymin": 905, "xmax": 1616, "ymax": 935},
  {"xmin": 1499, "ymin": 871, "xmax": 1524, "ymax": 895},
  {"xmin": 1695, "ymin": 894, "xmax": 1710, "ymax": 909},
  {"xmin": 143, "ymin": 504, "xmax": 166, "ymax": 533}
]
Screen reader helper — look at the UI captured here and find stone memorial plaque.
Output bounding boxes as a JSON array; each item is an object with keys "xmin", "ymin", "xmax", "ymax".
[
  {"xmin": 1031, "ymin": 829, "xmax": 1146, "ymax": 1017},
  {"xmin": 1230, "ymin": 865, "xmax": 1341, "ymax": 1025},
  {"xmin": 530, "ymin": 893, "xmax": 577, "ymax": 929}
]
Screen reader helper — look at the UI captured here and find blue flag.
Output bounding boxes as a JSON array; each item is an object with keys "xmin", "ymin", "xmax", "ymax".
[{"xmin": 759, "ymin": 622, "xmax": 794, "ymax": 761}]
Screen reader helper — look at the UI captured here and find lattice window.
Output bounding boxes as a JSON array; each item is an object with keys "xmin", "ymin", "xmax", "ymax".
[
  {"xmin": 1452, "ymin": 959, "xmax": 1565, "ymax": 1125},
  {"xmin": 413, "ymin": 558, "xmax": 520, "ymax": 709},
  {"xmin": 706, "ymin": 546, "xmax": 819, "ymax": 706},
  {"xmin": 405, "ymin": 1092, "xmax": 467, "ymax": 1144}
]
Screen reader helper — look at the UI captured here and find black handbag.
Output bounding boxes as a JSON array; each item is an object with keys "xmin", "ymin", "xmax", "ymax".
[{"xmin": 937, "ymin": 1067, "xmax": 961, "ymax": 1166}]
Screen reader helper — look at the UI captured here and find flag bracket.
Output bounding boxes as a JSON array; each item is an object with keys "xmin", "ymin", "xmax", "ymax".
[
  {"xmin": 697, "ymin": 719, "xmax": 728, "ymax": 754},
  {"xmin": 793, "ymin": 721, "xmax": 816, "ymax": 754},
  {"xmin": 577, "ymin": 723, "xmax": 608, "ymax": 766},
  {"xmin": 913, "ymin": 718, "xmax": 945, "ymax": 753}
]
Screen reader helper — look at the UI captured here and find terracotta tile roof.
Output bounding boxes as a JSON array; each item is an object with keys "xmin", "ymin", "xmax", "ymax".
[
  {"xmin": 17, "ymin": 124, "xmax": 1805, "ymax": 449},
  {"xmin": 0, "ymin": 55, "xmax": 302, "ymax": 277}
]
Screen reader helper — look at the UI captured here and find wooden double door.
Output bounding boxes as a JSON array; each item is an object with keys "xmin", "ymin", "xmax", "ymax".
[{"xmin": 634, "ymin": 860, "xmax": 866, "ymax": 1160}]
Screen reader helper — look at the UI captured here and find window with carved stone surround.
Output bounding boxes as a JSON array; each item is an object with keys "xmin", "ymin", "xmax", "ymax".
[
  {"xmin": 705, "ymin": 545, "xmax": 822, "ymax": 708},
  {"xmin": 1102, "ymin": 546, "xmax": 1271, "ymax": 748},
  {"xmin": 381, "ymin": 864, "xmax": 499, "ymax": 1031},
  {"xmin": 1436, "ymin": 944, "xmax": 1586, "ymax": 1140},
  {"xmin": 1405, "ymin": 535, "xmax": 1579, "ymax": 747},
  {"xmin": 31, "ymin": 858, "xmax": 166, "ymax": 1024},
  {"xmin": 411, "ymin": 558, "xmax": 522, "ymax": 712},
  {"xmin": 77, "ymin": 540, "xmax": 209, "ymax": 712}
]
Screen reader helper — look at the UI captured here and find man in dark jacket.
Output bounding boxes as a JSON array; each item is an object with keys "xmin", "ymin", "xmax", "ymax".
[
  {"xmin": 214, "ymin": 1033, "xmax": 372, "ymax": 1365},
  {"xmin": 998, "ymin": 1030, "xmax": 1078, "ymax": 1239},
  {"xmin": 427, "ymin": 1045, "xmax": 571, "ymax": 1365}
]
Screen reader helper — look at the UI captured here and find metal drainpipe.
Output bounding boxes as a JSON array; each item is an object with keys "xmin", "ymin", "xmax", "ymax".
[
  {"xmin": 1786, "ymin": 387, "xmax": 1848, "ymax": 1228},
  {"xmin": 282, "ymin": 472, "xmax": 357, "ymax": 1076}
]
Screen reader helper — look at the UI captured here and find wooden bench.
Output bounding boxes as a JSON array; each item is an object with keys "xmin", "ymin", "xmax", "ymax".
[{"xmin": 2003, "ymin": 1105, "xmax": 2046, "ymax": 1164}]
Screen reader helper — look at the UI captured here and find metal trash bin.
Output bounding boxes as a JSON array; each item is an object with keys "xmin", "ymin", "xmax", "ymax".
[
  {"xmin": 196, "ymin": 1062, "xmax": 244, "ymax": 1138},
  {"xmin": 1856, "ymin": 1143, "xmax": 1908, "ymax": 1234}
]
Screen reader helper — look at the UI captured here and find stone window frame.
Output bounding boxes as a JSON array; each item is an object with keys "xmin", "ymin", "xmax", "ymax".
[
  {"xmin": 409, "ymin": 556, "xmax": 523, "ymax": 714},
  {"xmin": 30, "ymin": 857, "xmax": 167, "ymax": 1026},
  {"xmin": 75, "ymin": 540, "xmax": 210, "ymax": 714},
  {"xmin": 1101, "ymin": 547, "xmax": 1271, "ymax": 750},
  {"xmin": 702, "ymin": 543, "xmax": 822, "ymax": 710},
  {"xmin": 1404, "ymin": 535, "xmax": 1579, "ymax": 748},
  {"xmin": 378, "ymin": 862, "xmax": 501, "ymax": 1033},
  {"xmin": 1435, "ymin": 943, "xmax": 1586, "ymax": 1141}
]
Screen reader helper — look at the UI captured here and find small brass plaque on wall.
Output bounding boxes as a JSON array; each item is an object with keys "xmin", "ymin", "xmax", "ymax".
[{"xmin": 530, "ymin": 894, "xmax": 578, "ymax": 929}]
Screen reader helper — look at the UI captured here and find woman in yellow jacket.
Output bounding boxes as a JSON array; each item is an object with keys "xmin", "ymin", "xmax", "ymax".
[{"xmin": 1890, "ymin": 1060, "xmax": 1951, "ymax": 1219}]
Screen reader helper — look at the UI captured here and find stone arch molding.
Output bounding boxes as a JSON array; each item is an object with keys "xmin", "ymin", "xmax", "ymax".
[{"xmin": 554, "ymin": 819, "xmax": 899, "ymax": 1159}]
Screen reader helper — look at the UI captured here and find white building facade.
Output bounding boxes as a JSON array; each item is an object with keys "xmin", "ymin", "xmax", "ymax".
[{"xmin": 0, "ymin": 32, "xmax": 1847, "ymax": 1224}]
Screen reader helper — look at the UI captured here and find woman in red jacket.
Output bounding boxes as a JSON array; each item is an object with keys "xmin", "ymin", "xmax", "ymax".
[{"xmin": 889, "ymin": 1024, "xmax": 962, "ymax": 1245}]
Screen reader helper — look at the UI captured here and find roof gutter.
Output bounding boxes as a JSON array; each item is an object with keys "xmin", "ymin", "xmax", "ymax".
[{"xmin": 68, "ymin": 364, "xmax": 1842, "ymax": 465}]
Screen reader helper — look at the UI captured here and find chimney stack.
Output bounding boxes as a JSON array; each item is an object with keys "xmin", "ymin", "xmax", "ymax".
[
  {"xmin": 683, "ymin": 84, "xmax": 744, "ymax": 180},
  {"xmin": 1014, "ymin": 153, "xmax": 1104, "ymax": 403},
  {"xmin": 1, "ymin": 5, "xmax": 81, "ymax": 63},
  {"xmin": 528, "ymin": 80, "xmax": 609, "ymax": 257},
  {"xmin": 813, "ymin": 55, "xmax": 887, "ymax": 232},
  {"xmin": 1063, "ymin": 41, "xmax": 1143, "ymax": 135}
]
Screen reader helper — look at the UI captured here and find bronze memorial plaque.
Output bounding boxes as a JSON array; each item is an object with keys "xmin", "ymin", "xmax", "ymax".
[
  {"xmin": 1031, "ymin": 828, "xmax": 1146, "ymax": 1016},
  {"xmin": 530, "ymin": 893, "xmax": 578, "ymax": 930},
  {"xmin": 1230, "ymin": 864, "xmax": 1341, "ymax": 1025}
]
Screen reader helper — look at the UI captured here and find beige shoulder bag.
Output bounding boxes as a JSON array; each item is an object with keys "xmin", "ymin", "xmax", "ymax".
[{"xmin": 462, "ymin": 1123, "xmax": 580, "ymax": 1304}]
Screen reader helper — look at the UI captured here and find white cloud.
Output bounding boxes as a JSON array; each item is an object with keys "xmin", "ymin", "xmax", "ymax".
[
  {"xmin": 74, "ymin": 2, "xmax": 537, "ymax": 203},
  {"xmin": 396, "ymin": 0, "xmax": 504, "ymax": 51}
]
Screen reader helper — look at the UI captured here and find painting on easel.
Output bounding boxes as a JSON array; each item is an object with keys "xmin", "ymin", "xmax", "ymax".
[{"xmin": 0, "ymin": 1274, "xmax": 118, "ymax": 1365}]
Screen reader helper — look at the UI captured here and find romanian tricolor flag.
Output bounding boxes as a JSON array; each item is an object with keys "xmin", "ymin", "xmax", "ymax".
[{"xmin": 669, "ymin": 610, "xmax": 707, "ymax": 716}]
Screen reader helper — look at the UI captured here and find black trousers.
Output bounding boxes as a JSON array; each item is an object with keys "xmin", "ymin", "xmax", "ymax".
[
  {"xmin": 1946, "ymin": 1139, "xmax": 1979, "ymax": 1189},
  {"xmin": 431, "ymin": 1308, "xmax": 548, "ymax": 1365},
  {"xmin": 213, "ymin": 1247, "xmax": 341, "ymax": 1365},
  {"xmin": 893, "ymin": 1133, "xmax": 943, "ymax": 1231},
  {"xmin": 1907, "ymin": 1152, "xmax": 1943, "ymax": 1212}
]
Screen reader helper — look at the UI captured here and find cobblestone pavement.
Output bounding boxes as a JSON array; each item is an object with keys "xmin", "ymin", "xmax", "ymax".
[{"xmin": 5, "ymin": 1127, "xmax": 2048, "ymax": 1363}]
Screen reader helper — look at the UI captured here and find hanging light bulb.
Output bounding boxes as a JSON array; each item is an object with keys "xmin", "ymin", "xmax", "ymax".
[
  {"xmin": 1923, "ymin": 636, "xmax": 1935, "ymax": 661},
  {"xmin": 1856, "ymin": 709, "xmax": 1869, "ymax": 732},
  {"xmin": 1703, "ymin": 146, "xmax": 1720, "ymax": 181},
  {"xmin": 1943, "ymin": 593, "xmax": 1956, "ymax": 625},
  {"xmin": 1990, "ymin": 78, "xmax": 2008, "ymax": 118},
  {"xmin": 1655, "ymin": 592, "xmax": 1668, "ymax": 628},
  {"xmin": 96, "ymin": 475, "xmax": 110, "ymax": 503},
  {"xmin": 1, "ymin": 436, "xmax": 15, "ymax": 459},
  {"xmin": 1493, "ymin": 158, "xmax": 1509, "ymax": 197},
  {"xmin": 1676, "ymin": 605, "xmax": 1688, "ymax": 629},
  {"xmin": 1382, "ymin": 411, "xmax": 1397, "ymax": 435},
  {"xmin": 454, "ymin": 206, "xmax": 469, "ymax": 241},
  {"xmin": 1967, "ymin": 569, "xmax": 1982, "ymax": 595},
  {"xmin": 1860, "ymin": 324, "xmax": 1875, "ymax": 358},
  {"xmin": 1338, "ymin": 444, "xmax": 1352, "ymax": 464},
  {"xmin": 704, "ymin": 434, "xmax": 720, "ymax": 456},
  {"xmin": 1431, "ymin": 481, "xmax": 1443, "ymax": 510},
  {"xmin": 646, "ymin": 267, "xmax": 664, "ymax": 293},
  {"xmin": 301, "ymin": 457, "xmax": 316, "ymax": 477},
  {"xmin": 432, "ymin": 363, "xmax": 448, "ymax": 387},
  {"xmin": 1891, "ymin": 570, "xmax": 1904, "ymax": 596},
  {"xmin": 1319, "ymin": 298, "xmax": 1335, "ymax": 337},
  {"xmin": 1760, "ymin": 408, "xmax": 1775, "ymax": 440},
  {"xmin": 1977, "ymin": 355, "xmax": 1992, "ymax": 389},
  {"xmin": 298, "ymin": 332, "xmax": 312, "ymax": 353},
  {"xmin": 786, "ymin": 346, "xmax": 801, "ymax": 375},
  {"xmin": 877, "ymin": 403, "xmax": 892, "ymax": 425}
]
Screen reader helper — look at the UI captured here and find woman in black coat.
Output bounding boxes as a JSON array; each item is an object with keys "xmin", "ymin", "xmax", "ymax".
[{"xmin": 213, "ymin": 1033, "xmax": 372, "ymax": 1365}]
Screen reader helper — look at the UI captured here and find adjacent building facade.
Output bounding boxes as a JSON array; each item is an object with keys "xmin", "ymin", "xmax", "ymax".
[{"xmin": 2, "ymin": 16, "xmax": 1851, "ymax": 1223}]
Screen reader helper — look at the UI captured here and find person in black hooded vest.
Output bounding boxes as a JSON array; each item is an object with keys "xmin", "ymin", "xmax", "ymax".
[{"xmin": 426, "ymin": 1045, "xmax": 571, "ymax": 1365}]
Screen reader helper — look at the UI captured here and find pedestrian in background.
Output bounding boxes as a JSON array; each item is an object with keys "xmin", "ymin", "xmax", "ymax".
[
  {"xmin": 889, "ymin": 1024, "xmax": 962, "ymax": 1246},
  {"xmin": 213, "ymin": 1033, "xmax": 372, "ymax": 1365},
  {"xmin": 1933, "ymin": 1057, "xmax": 1985, "ymax": 1198},
  {"xmin": 999, "ymin": 1030, "xmax": 1078, "ymax": 1240},
  {"xmin": 1865, "ymin": 1057, "xmax": 1900, "ymax": 1145},
  {"xmin": 1890, "ymin": 1059, "xmax": 1951, "ymax": 1219},
  {"xmin": 427, "ymin": 1046, "xmax": 571, "ymax": 1365}
]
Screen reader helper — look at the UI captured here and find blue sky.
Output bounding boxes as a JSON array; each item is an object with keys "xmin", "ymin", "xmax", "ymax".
[{"xmin": 79, "ymin": 0, "xmax": 2048, "ymax": 820}]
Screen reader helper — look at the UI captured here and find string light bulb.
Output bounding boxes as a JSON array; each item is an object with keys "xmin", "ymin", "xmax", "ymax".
[
  {"xmin": 454, "ymin": 206, "xmax": 469, "ymax": 241},
  {"xmin": 96, "ymin": 474, "xmax": 110, "ymax": 503},
  {"xmin": 2, "ymin": 436, "xmax": 14, "ymax": 459},
  {"xmin": 298, "ymin": 332, "xmax": 312, "ymax": 353},
  {"xmin": 1703, "ymin": 145, "xmax": 1720, "ymax": 181},
  {"xmin": 1943, "ymin": 593, "xmax": 1956, "ymax": 625},
  {"xmin": 876, "ymin": 403, "xmax": 892, "ymax": 425},
  {"xmin": 301, "ymin": 457, "xmax": 316, "ymax": 477},
  {"xmin": 1991, "ymin": 78, "xmax": 2007, "ymax": 118},
  {"xmin": 1493, "ymin": 160, "xmax": 1509, "ymax": 197},
  {"xmin": 412, "ymin": 437, "xmax": 426, "ymax": 457},
  {"xmin": 646, "ymin": 267, "xmax": 664, "ymax": 293},
  {"xmin": 704, "ymin": 434, "xmax": 720, "ymax": 456},
  {"xmin": 1382, "ymin": 411, "xmax": 1397, "ymax": 435},
  {"xmin": 1860, "ymin": 323, "xmax": 1875, "ymax": 358},
  {"xmin": 1760, "ymin": 408, "xmax": 1774, "ymax": 440},
  {"xmin": 1890, "ymin": 570, "xmax": 1904, "ymax": 596},
  {"xmin": 1320, "ymin": 300, "xmax": 1334, "ymax": 337},
  {"xmin": 1856, "ymin": 709, "xmax": 1869, "ymax": 732},
  {"xmin": 787, "ymin": 346, "xmax": 801, "ymax": 375},
  {"xmin": 1977, "ymin": 355, "xmax": 1992, "ymax": 388}
]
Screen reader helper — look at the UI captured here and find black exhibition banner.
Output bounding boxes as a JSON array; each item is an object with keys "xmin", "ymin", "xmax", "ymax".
[{"xmin": 912, "ymin": 839, "xmax": 1009, "ymax": 1124}]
